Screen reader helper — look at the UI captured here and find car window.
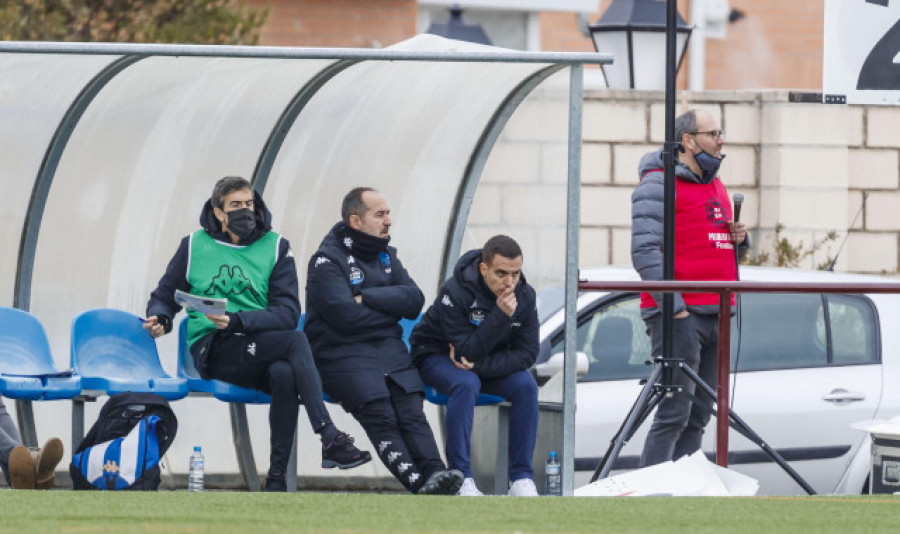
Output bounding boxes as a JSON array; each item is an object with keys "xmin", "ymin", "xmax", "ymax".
[
  {"xmin": 731, "ymin": 293, "xmax": 879, "ymax": 371},
  {"xmin": 825, "ymin": 294, "xmax": 879, "ymax": 365},
  {"xmin": 550, "ymin": 295, "xmax": 650, "ymax": 382},
  {"xmin": 537, "ymin": 287, "xmax": 565, "ymax": 323},
  {"xmin": 552, "ymin": 291, "xmax": 880, "ymax": 381}
]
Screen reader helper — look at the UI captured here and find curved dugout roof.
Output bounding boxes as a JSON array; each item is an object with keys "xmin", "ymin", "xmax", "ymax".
[{"xmin": 0, "ymin": 35, "xmax": 605, "ymax": 364}]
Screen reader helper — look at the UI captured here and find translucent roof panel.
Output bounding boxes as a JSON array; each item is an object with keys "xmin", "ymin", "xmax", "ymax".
[
  {"xmin": 264, "ymin": 35, "xmax": 553, "ymax": 301},
  {"xmin": 29, "ymin": 56, "xmax": 336, "ymax": 367},
  {"xmin": 0, "ymin": 53, "xmax": 119, "ymax": 307}
]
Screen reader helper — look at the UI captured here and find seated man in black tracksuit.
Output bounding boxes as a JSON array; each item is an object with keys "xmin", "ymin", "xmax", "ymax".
[
  {"xmin": 304, "ymin": 187, "xmax": 463, "ymax": 495},
  {"xmin": 144, "ymin": 176, "xmax": 370, "ymax": 492},
  {"xmin": 410, "ymin": 235, "xmax": 540, "ymax": 497}
]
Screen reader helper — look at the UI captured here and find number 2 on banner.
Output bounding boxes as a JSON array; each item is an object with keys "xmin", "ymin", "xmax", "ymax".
[{"xmin": 858, "ymin": 0, "xmax": 900, "ymax": 90}]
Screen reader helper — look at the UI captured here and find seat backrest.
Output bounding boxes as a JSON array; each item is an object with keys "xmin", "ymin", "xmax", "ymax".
[
  {"xmin": 0, "ymin": 307, "xmax": 59, "ymax": 375},
  {"xmin": 71, "ymin": 309, "xmax": 169, "ymax": 378},
  {"xmin": 399, "ymin": 316, "xmax": 420, "ymax": 350},
  {"xmin": 176, "ymin": 318, "xmax": 200, "ymax": 380}
]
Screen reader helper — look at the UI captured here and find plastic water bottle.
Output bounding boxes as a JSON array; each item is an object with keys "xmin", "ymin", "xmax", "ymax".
[
  {"xmin": 188, "ymin": 446, "xmax": 204, "ymax": 492},
  {"xmin": 545, "ymin": 451, "xmax": 561, "ymax": 496}
]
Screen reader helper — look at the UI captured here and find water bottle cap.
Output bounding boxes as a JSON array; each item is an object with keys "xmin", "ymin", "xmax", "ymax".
[
  {"xmin": 194, "ymin": 446, "xmax": 201, "ymax": 452},
  {"xmin": 549, "ymin": 451, "xmax": 558, "ymax": 459}
]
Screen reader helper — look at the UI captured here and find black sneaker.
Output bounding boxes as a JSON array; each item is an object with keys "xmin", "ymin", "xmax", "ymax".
[
  {"xmin": 321, "ymin": 432, "xmax": 372, "ymax": 469},
  {"xmin": 264, "ymin": 473, "xmax": 287, "ymax": 492},
  {"xmin": 416, "ymin": 469, "xmax": 464, "ymax": 495}
]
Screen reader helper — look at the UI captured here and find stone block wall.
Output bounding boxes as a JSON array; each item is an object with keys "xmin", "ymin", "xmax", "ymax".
[{"xmin": 467, "ymin": 84, "xmax": 900, "ymax": 295}]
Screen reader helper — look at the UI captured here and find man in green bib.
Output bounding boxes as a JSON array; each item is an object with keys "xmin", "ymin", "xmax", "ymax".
[{"xmin": 144, "ymin": 176, "xmax": 370, "ymax": 491}]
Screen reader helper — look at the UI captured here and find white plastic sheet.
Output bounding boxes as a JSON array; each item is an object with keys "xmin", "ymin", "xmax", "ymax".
[{"xmin": 575, "ymin": 451, "xmax": 759, "ymax": 497}]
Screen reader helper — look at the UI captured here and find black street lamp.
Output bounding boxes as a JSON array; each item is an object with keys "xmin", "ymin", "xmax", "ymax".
[
  {"xmin": 588, "ymin": 0, "xmax": 693, "ymax": 89},
  {"xmin": 426, "ymin": 5, "xmax": 493, "ymax": 46}
]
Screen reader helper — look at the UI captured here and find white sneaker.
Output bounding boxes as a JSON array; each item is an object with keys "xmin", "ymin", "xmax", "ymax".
[
  {"xmin": 508, "ymin": 477, "xmax": 539, "ymax": 497},
  {"xmin": 458, "ymin": 477, "xmax": 484, "ymax": 496}
]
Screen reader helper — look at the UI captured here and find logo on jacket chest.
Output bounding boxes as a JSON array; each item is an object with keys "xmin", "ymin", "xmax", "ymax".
[
  {"xmin": 349, "ymin": 266, "xmax": 365, "ymax": 285},
  {"xmin": 469, "ymin": 308, "xmax": 486, "ymax": 326},
  {"xmin": 705, "ymin": 198, "xmax": 729, "ymax": 229},
  {"xmin": 468, "ymin": 300, "xmax": 486, "ymax": 326},
  {"xmin": 705, "ymin": 198, "xmax": 735, "ymax": 250},
  {"xmin": 379, "ymin": 251, "xmax": 392, "ymax": 274},
  {"xmin": 204, "ymin": 265, "xmax": 261, "ymax": 299}
]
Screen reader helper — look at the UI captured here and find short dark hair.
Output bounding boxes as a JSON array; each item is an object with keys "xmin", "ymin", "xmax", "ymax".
[
  {"xmin": 212, "ymin": 176, "xmax": 252, "ymax": 209},
  {"xmin": 482, "ymin": 235, "xmax": 522, "ymax": 265},
  {"xmin": 342, "ymin": 187, "xmax": 376, "ymax": 224},
  {"xmin": 674, "ymin": 110, "xmax": 699, "ymax": 143}
]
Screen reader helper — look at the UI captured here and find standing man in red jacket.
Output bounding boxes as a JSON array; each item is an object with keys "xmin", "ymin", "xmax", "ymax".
[{"xmin": 631, "ymin": 109, "xmax": 748, "ymax": 467}]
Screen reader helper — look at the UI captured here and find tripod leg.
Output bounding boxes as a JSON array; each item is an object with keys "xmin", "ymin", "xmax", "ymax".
[
  {"xmin": 591, "ymin": 362, "xmax": 664, "ymax": 482},
  {"xmin": 679, "ymin": 363, "xmax": 817, "ymax": 495}
]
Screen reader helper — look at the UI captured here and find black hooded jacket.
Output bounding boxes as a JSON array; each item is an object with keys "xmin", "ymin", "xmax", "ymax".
[
  {"xmin": 409, "ymin": 249, "xmax": 539, "ymax": 379},
  {"xmin": 145, "ymin": 191, "xmax": 301, "ymax": 350},
  {"xmin": 304, "ymin": 222, "xmax": 425, "ymax": 359}
]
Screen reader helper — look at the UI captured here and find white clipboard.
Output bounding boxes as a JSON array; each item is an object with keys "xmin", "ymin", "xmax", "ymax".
[{"xmin": 175, "ymin": 289, "xmax": 228, "ymax": 315}]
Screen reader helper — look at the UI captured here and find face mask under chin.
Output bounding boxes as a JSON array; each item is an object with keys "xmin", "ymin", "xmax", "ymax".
[
  {"xmin": 693, "ymin": 149, "xmax": 725, "ymax": 182},
  {"xmin": 225, "ymin": 208, "xmax": 257, "ymax": 240}
]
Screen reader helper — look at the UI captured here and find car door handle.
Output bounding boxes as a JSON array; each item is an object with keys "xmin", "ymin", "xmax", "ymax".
[{"xmin": 822, "ymin": 389, "xmax": 866, "ymax": 404}]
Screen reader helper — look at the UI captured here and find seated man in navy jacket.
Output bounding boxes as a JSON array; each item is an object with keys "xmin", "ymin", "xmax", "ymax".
[
  {"xmin": 304, "ymin": 187, "xmax": 463, "ymax": 495},
  {"xmin": 144, "ymin": 176, "xmax": 370, "ymax": 492},
  {"xmin": 410, "ymin": 235, "xmax": 540, "ymax": 496}
]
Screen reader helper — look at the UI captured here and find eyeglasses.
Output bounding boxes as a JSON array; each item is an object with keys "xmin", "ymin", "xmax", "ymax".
[{"xmin": 691, "ymin": 130, "xmax": 725, "ymax": 141}]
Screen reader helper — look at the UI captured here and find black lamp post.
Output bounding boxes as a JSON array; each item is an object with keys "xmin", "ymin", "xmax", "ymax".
[
  {"xmin": 588, "ymin": 0, "xmax": 692, "ymax": 89},
  {"xmin": 589, "ymin": 0, "xmax": 688, "ymax": 481},
  {"xmin": 426, "ymin": 5, "xmax": 493, "ymax": 46}
]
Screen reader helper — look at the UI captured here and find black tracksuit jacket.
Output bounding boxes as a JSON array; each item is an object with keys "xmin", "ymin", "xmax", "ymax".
[
  {"xmin": 410, "ymin": 249, "xmax": 539, "ymax": 379},
  {"xmin": 304, "ymin": 223, "xmax": 426, "ymax": 403}
]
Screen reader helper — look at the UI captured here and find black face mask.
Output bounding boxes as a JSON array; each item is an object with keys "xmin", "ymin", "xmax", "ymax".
[
  {"xmin": 693, "ymin": 149, "xmax": 725, "ymax": 183},
  {"xmin": 225, "ymin": 208, "xmax": 256, "ymax": 240}
]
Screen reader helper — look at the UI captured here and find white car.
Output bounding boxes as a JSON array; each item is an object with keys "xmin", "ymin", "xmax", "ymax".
[{"xmin": 536, "ymin": 266, "xmax": 900, "ymax": 495}]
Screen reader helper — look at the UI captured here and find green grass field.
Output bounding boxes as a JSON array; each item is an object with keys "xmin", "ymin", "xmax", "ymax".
[{"xmin": 0, "ymin": 492, "xmax": 898, "ymax": 533}]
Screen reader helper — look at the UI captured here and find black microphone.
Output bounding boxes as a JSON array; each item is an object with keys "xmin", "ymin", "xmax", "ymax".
[
  {"xmin": 732, "ymin": 193, "xmax": 744, "ymax": 281},
  {"xmin": 733, "ymin": 193, "xmax": 744, "ymax": 225}
]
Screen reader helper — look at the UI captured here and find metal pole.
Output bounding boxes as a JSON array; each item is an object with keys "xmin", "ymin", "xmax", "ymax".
[
  {"xmin": 715, "ymin": 290, "xmax": 731, "ymax": 466},
  {"xmin": 0, "ymin": 40, "xmax": 611, "ymax": 65},
  {"xmin": 562, "ymin": 63, "xmax": 583, "ymax": 496},
  {"xmin": 661, "ymin": 0, "xmax": 679, "ymax": 377}
]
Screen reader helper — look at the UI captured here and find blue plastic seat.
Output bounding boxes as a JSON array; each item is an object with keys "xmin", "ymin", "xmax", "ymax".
[
  {"xmin": 0, "ymin": 307, "xmax": 81, "ymax": 400},
  {"xmin": 71, "ymin": 309, "xmax": 187, "ymax": 400},
  {"xmin": 398, "ymin": 317, "xmax": 504, "ymax": 406},
  {"xmin": 177, "ymin": 318, "xmax": 271, "ymax": 404}
]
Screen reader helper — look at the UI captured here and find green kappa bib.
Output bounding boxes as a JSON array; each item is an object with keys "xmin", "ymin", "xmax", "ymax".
[{"xmin": 186, "ymin": 229, "xmax": 280, "ymax": 347}]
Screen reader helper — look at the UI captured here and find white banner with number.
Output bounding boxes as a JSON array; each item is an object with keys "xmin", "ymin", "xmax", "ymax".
[{"xmin": 824, "ymin": 0, "xmax": 900, "ymax": 105}]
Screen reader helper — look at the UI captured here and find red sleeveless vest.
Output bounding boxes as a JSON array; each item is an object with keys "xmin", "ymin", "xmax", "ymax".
[{"xmin": 640, "ymin": 171, "xmax": 737, "ymax": 309}]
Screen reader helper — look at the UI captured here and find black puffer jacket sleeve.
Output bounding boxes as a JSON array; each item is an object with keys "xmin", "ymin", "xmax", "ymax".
[
  {"xmin": 306, "ymin": 253, "xmax": 401, "ymax": 334},
  {"xmin": 228, "ymin": 238, "xmax": 302, "ymax": 333},
  {"xmin": 146, "ymin": 237, "xmax": 191, "ymax": 333},
  {"xmin": 472, "ymin": 302, "xmax": 539, "ymax": 379},
  {"xmin": 439, "ymin": 286, "xmax": 540, "ymax": 379},
  {"xmin": 631, "ymin": 168, "xmax": 687, "ymax": 315},
  {"xmin": 359, "ymin": 255, "xmax": 424, "ymax": 320}
]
